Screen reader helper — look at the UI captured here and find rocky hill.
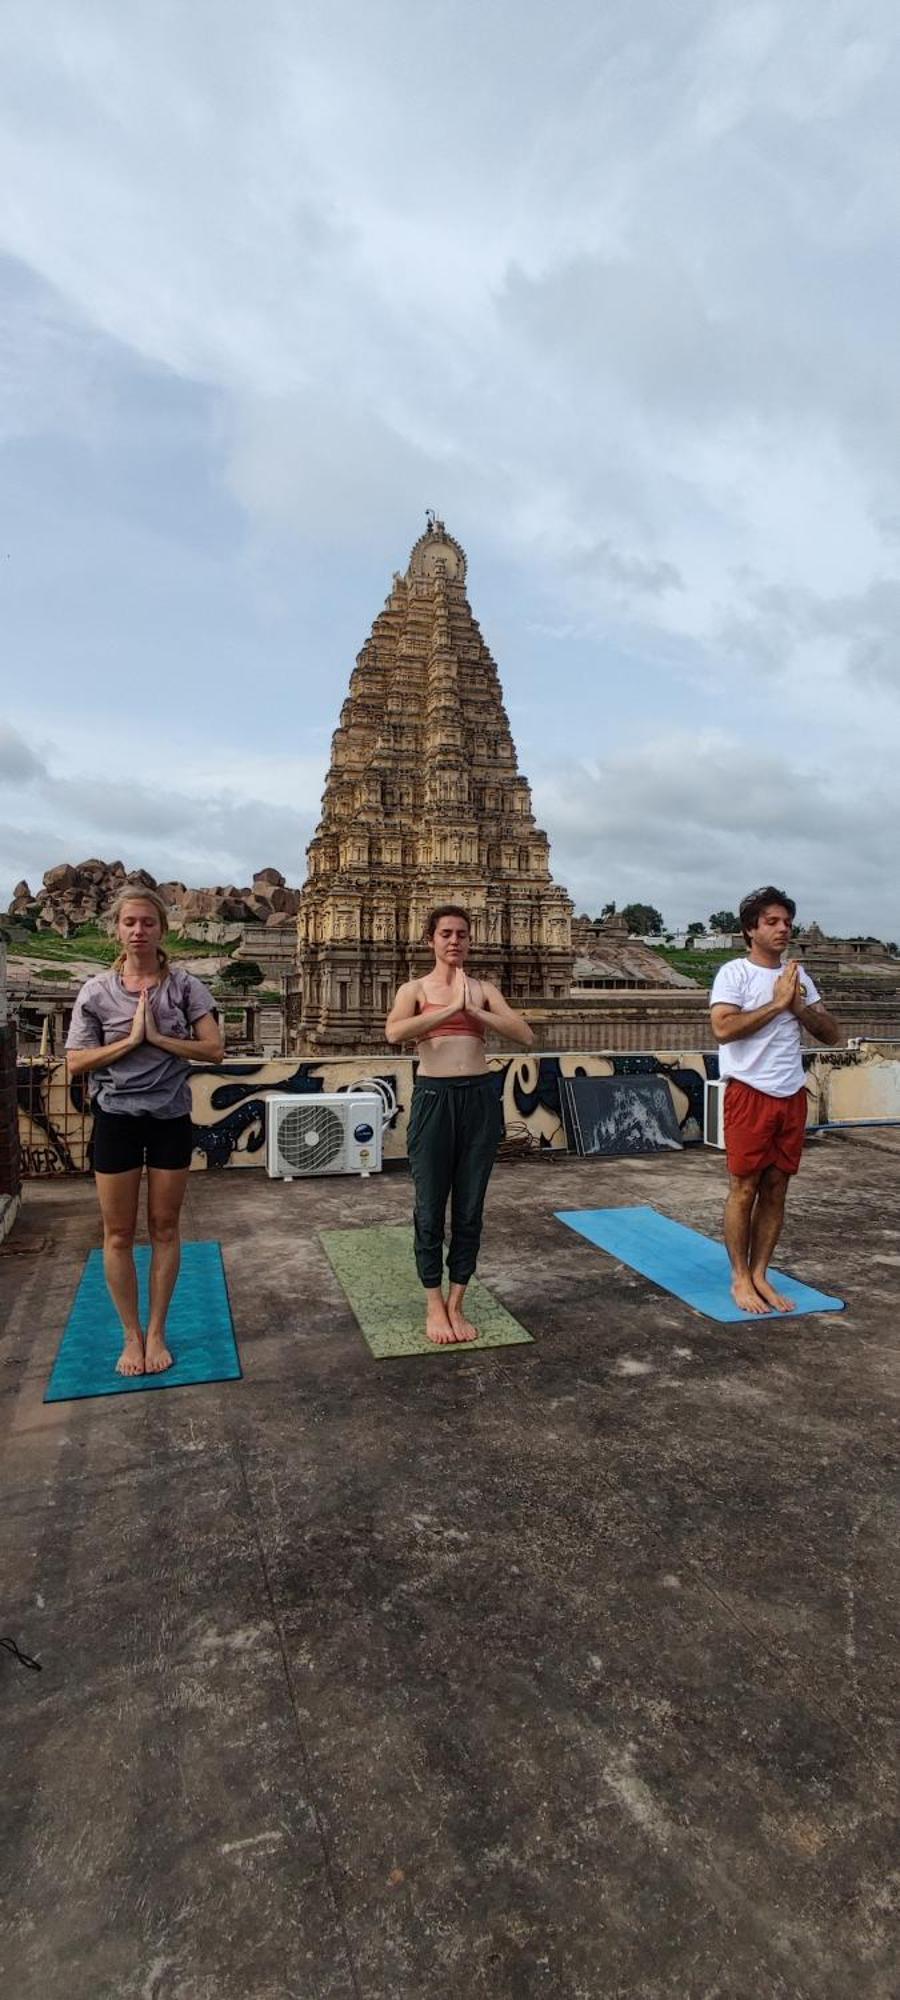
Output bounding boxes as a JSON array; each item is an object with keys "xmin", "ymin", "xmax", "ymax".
[{"xmin": 6, "ymin": 861, "xmax": 300, "ymax": 938}]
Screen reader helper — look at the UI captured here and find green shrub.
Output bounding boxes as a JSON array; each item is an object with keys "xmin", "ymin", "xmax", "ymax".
[{"xmin": 217, "ymin": 958, "xmax": 264, "ymax": 988}]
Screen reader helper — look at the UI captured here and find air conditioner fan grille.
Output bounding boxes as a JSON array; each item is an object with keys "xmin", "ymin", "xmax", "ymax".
[{"xmin": 276, "ymin": 1104, "xmax": 345, "ymax": 1171}]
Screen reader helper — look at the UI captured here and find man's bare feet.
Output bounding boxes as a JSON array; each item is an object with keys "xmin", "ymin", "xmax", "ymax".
[
  {"xmin": 447, "ymin": 1306, "xmax": 479, "ymax": 1343},
  {"xmin": 731, "ymin": 1274, "xmax": 770, "ymax": 1315},
  {"xmin": 144, "ymin": 1333, "xmax": 174, "ymax": 1373},
  {"xmin": 750, "ymin": 1272, "xmax": 795, "ymax": 1312},
  {"xmin": 116, "ymin": 1332, "xmax": 145, "ymax": 1376}
]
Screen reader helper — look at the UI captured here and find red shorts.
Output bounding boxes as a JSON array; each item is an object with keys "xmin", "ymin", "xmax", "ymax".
[{"xmin": 724, "ymin": 1080, "xmax": 808, "ymax": 1178}]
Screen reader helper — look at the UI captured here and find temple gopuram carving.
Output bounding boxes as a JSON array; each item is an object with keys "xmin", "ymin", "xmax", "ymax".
[{"xmin": 295, "ymin": 517, "xmax": 574, "ymax": 1050}]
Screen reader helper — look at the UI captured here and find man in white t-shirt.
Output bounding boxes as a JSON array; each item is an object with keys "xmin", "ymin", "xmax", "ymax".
[{"xmin": 709, "ymin": 886, "xmax": 840, "ymax": 1315}]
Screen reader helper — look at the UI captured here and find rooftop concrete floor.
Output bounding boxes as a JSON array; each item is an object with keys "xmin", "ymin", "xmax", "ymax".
[{"xmin": 1, "ymin": 1143, "xmax": 898, "ymax": 2000}]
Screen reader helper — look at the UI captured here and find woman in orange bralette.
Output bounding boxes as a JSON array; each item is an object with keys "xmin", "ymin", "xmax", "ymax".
[{"xmin": 385, "ymin": 905, "xmax": 534, "ymax": 1345}]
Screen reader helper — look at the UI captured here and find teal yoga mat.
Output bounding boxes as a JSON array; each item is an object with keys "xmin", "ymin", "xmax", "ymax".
[
  {"xmin": 555, "ymin": 1206, "xmax": 846, "ymax": 1323},
  {"xmin": 45, "ymin": 1241, "xmax": 241, "ymax": 1401}
]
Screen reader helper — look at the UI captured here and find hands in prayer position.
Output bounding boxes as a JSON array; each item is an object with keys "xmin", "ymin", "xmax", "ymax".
[
  {"xmin": 460, "ymin": 973, "xmax": 491, "ymax": 1026},
  {"xmin": 127, "ymin": 991, "xmax": 161, "ymax": 1048},
  {"xmin": 772, "ymin": 960, "xmax": 808, "ymax": 1017},
  {"xmin": 773, "ymin": 961, "xmax": 799, "ymax": 1011}
]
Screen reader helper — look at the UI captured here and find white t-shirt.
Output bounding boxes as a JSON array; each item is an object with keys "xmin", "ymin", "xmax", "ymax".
[{"xmin": 709, "ymin": 958, "xmax": 821, "ymax": 1097}]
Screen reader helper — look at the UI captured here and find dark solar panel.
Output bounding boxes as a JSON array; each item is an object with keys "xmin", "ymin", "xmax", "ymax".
[{"xmin": 562, "ymin": 1075, "xmax": 684, "ymax": 1157}]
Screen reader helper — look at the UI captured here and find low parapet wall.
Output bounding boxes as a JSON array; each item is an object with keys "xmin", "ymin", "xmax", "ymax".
[{"xmin": 16, "ymin": 1044, "xmax": 873, "ymax": 1176}]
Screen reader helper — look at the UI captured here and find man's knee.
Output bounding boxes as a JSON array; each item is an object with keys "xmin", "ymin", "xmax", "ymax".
[{"xmin": 727, "ymin": 1172, "xmax": 761, "ymax": 1205}]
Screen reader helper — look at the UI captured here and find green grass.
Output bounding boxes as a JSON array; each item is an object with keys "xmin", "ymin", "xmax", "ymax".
[
  {"xmin": 167, "ymin": 935, "xmax": 241, "ymax": 959},
  {"xmin": 4, "ymin": 921, "xmax": 241, "ymax": 964},
  {"xmin": 4, "ymin": 923, "xmax": 116, "ymax": 963},
  {"xmin": 652, "ymin": 945, "xmax": 733, "ymax": 987}
]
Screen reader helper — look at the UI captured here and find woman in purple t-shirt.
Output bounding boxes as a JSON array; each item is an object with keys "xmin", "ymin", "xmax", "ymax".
[{"xmin": 66, "ymin": 887, "xmax": 224, "ymax": 1377}]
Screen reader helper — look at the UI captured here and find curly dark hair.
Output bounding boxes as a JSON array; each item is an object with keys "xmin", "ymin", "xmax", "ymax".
[{"xmin": 738, "ymin": 885, "xmax": 796, "ymax": 944}]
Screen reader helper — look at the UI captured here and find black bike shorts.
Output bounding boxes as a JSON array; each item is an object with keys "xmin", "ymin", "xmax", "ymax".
[{"xmin": 91, "ymin": 1107, "xmax": 194, "ymax": 1175}]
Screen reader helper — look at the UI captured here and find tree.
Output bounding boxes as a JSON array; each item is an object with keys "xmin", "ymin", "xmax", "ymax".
[
  {"xmin": 600, "ymin": 900, "xmax": 616, "ymax": 919},
  {"xmin": 621, "ymin": 903, "xmax": 664, "ymax": 936},
  {"xmin": 686, "ymin": 921, "xmax": 705, "ymax": 939},
  {"xmin": 217, "ymin": 958, "xmax": 264, "ymax": 988},
  {"xmin": 708, "ymin": 910, "xmax": 738, "ymax": 933}
]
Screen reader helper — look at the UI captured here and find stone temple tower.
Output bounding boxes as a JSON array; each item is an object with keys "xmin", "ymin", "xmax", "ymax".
[{"xmin": 295, "ymin": 517, "xmax": 574, "ymax": 1050}]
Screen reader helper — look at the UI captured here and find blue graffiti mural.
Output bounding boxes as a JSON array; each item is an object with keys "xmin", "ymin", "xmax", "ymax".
[{"xmin": 191, "ymin": 1060, "xmax": 404, "ymax": 1168}]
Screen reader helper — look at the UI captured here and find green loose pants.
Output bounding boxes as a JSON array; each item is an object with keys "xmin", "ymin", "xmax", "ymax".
[{"xmin": 406, "ymin": 1073, "xmax": 504, "ymax": 1288}]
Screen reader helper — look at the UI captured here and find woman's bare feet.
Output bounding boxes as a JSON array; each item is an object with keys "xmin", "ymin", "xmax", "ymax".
[
  {"xmin": 750, "ymin": 1271, "xmax": 795, "ymax": 1312},
  {"xmin": 116, "ymin": 1332, "xmax": 145, "ymax": 1376},
  {"xmin": 445, "ymin": 1282, "xmax": 479, "ymax": 1343},
  {"xmin": 144, "ymin": 1333, "xmax": 174, "ymax": 1373},
  {"xmin": 447, "ymin": 1305, "xmax": 479, "ymax": 1342},
  {"xmin": 424, "ymin": 1291, "xmax": 455, "ymax": 1344},
  {"xmin": 424, "ymin": 1289, "xmax": 478, "ymax": 1344}
]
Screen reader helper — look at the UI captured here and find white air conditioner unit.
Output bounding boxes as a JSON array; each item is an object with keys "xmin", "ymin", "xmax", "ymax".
[
  {"xmin": 266, "ymin": 1092, "xmax": 383, "ymax": 1179},
  {"xmin": 703, "ymin": 1078, "xmax": 727, "ymax": 1148}
]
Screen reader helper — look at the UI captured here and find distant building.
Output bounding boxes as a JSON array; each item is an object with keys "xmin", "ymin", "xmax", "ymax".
[
  {"xmin": 291, "ymin": 519, "xmax": 574, "ymax": 1051},
  {"xmin": 570, "ymin": 912, "xmax": 696, "ymax": 992}
]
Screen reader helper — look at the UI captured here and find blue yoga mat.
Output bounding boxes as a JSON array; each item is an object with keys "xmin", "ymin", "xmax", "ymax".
[
  {"xmin": 555, "ymin": 1206, "xmax": 846, "ymax": 1323},
  {"xmin": 45, "ymin": 1241, "xmax": 241, "ymax": 1402}
]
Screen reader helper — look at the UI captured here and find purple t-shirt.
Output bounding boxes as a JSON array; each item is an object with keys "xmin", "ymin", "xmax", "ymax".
[{"xmin": 66, "ymin": 966, "xmax": 218, "ymax": 1118}]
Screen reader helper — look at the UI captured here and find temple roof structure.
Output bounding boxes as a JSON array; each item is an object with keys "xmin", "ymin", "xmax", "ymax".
[{"xmin": 296, "ymin": 517, "xmax": 574, "ymax": 1050}]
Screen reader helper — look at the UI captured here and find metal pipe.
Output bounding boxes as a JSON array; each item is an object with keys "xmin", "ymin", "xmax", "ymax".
[{"xmin": 808, "ymin": 1119, "xmax": 900, "ymax": 1131}]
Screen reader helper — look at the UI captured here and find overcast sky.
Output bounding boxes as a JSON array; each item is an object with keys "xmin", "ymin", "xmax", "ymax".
[{"xmin": 2, "ymin": 0, "xmax": 899, "ymax": 937}]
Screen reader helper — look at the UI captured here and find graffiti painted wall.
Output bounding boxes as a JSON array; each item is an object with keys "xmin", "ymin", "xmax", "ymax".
[
  {"xmin": 16, "ymin": 1061, "xmax": 92, "ymax": 1177},
  {"xmin": 19, "ymin": 1047, "xmax": 862, "ymax": 1174},
  {"xmin": 188, "ymin": 1048, "xmax": 723, "ymax": 1168}
]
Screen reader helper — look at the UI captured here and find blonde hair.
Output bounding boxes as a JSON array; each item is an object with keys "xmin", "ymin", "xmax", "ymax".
[{"xmin": 109, "ymin": 885, "xmax": 171, "ymax": 975}]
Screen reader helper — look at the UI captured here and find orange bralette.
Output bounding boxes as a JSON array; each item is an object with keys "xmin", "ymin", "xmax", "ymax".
[{"xmin": 418, "ymin": 1001, "xmax": 486, "ymax": 1040}]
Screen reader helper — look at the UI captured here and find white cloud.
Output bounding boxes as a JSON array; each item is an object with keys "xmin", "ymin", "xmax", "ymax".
[
  {"xmin": 0, "ymin": 716, "xmax": 323, "ymax": 896},
  {"xmin": 0, "ymin": 1, "xmax": 899, "ymax": 937},
  {"xmin": 533, "ymin": 729, "xmax": 899, "ymax": 933}
]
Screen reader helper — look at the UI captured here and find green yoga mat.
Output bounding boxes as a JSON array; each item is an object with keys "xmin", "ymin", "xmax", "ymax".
[{"xmin": 320, "ymin": 1224, "xmax": 533, "ymax": 1359}]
